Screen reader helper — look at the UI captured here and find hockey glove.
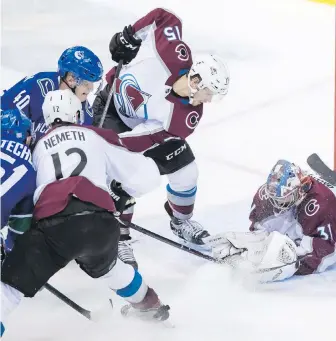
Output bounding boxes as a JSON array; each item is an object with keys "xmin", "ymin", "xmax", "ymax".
[
  {"xmin": 204, "ymin": 230, "xmax": 269, "ymax": 260},
  {"xmin": 109, "ymin": 25, "xmax": 142, "ymax": 64},
  {"xmin": 109, "ymin": 180, "xmax": 136, "ymax": 213}
]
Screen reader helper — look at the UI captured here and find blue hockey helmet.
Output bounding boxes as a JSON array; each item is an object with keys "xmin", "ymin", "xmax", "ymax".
[
  {"xmin": 58, "ymin": 46, "xmax": 103, "ymax": 84},
  {"xmin": 1, "ymin": 109, "xmax": 32, "ymax": 142}
]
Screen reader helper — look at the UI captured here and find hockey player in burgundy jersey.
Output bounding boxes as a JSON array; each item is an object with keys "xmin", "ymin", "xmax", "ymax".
[
  {"xmin": 0, "ymin": 90, "xmax": 170, "ymax": 336},
  {"xmin": 248, "ymin": 160, "xmax": 336, "ymax": 278},
  {"xmin": 93, "ymin": 8, "xmax": 230, "ymax": 267},
  {"xmin": 205, "ymin": 159, "xmax": 336, "ymax": 283}
]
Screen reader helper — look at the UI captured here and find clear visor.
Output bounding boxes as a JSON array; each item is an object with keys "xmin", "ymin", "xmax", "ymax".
[
  {"xmin": 70, "ymin": 73, "xmax": 103, "ymax": 95},
  {"xmin": 76, "ymin": 79, "xmax": 103, "ymax": 95}
]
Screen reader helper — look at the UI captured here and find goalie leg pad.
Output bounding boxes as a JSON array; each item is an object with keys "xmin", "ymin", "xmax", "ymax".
[
  {"xmin": 251, "ymin": 231, "xmax": 298, "ymax": 282},
  {"xmin": 257, "ymin": 231, "xmax": 297, "ymax": 269}
]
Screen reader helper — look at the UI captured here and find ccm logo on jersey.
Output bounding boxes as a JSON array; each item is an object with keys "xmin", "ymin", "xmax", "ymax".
[{"xmin": 166, "ymin": 144, "xmax": 187, "ymax": 160}]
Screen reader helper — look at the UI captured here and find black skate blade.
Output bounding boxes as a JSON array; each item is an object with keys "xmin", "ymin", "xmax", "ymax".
[{"xmin": 175, "ymin": 236, "xmax": 213, "ymax": 253}]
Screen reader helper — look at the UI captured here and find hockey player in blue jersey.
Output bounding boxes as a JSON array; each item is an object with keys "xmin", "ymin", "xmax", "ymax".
[
  {"xmin": 1, "ymin": 46, "xmax": 103, "ymax": 143},
  {"xmin": 1, "ymin": 109, "xmax": 36, "ymax": 254}
]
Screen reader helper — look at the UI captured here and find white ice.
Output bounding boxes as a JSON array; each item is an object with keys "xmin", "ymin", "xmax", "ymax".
[{"xmin": 1, "ymin": 0, "xmax": 335, "ymax": 340}]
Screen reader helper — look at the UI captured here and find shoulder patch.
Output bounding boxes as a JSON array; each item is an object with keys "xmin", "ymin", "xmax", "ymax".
[
  {"xmin": 175, "ymin": 43, "xmax": 189, "ymax": 61},
  {"xmin": 304, "ymin": 199, "xmax": 320, "ymax": 217},
  {"xmin": 258, "ymin": 184, "xmax": 269, "ymax": 201},
  {"xmin": 37, "ymin": 78, "xmax": 55, "ymax": 97}
]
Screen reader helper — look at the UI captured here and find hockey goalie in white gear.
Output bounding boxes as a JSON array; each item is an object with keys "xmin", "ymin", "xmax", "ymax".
[{"xmin": 205, "ymin": 230, "xmax": 299, "ymax": 282}]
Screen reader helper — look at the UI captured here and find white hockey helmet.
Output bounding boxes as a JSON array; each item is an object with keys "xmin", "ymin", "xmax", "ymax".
[
  {"xmin": 188, "ymin": 53, "xmax": 230, "ymax": 104},
  {"xmin": 42, "ymin": 89, "xmax": 83, "ymax": 126}
]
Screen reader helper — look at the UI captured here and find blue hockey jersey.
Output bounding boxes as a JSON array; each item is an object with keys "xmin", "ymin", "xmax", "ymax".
[
  {"xmin": 1, "ymin": 71, "xmax": 94, "ymax": 142},
  {"xmin": 1, "ymin": 133, "xmax": 36, "ymax": 228}
]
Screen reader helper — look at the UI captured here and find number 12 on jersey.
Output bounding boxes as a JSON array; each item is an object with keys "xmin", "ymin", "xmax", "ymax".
[{"xmin": 51, "ymin": 148, "xmax": 87, "ymax": 180}]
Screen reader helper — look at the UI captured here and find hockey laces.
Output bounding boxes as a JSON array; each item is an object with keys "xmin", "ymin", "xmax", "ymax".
[
  {"xmin": 118, "ymin": 241, "xmax": 136, "ymax": 263},
  {"xmin": 182, "ymin": 220, "xmax": 206, "ymax": 239}
]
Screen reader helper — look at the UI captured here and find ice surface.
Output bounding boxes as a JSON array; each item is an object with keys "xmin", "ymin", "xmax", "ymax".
[{"xmin": 1, "ymin": 0, "xmax": 335, "ymax": 340}]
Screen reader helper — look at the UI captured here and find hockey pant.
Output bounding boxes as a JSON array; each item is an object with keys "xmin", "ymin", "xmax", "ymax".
[{"xmin": 1, "ymin": 207, "xmax": 149, "ymax": 327}]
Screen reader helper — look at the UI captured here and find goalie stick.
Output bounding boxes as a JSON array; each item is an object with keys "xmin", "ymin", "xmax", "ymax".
[
  {"xmin": 307, "ymin": 153, "xmax": 336, "ymax": 185},
  {"xmin": 116, "ymin": 218, "xmax": 220, "ymax": 263}
]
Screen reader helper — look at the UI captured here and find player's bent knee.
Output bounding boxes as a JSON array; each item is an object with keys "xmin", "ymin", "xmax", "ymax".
[
  {"xmin": 124, "ymin": 158, "xmax": 161, "ymax": 197},
  {"xmin": 168, "ymin": 161, "xmax": 199, "ymax": 192},
  {"xmin": 1, "ymin": 229, "xmax": 64, "ymax": 297}
]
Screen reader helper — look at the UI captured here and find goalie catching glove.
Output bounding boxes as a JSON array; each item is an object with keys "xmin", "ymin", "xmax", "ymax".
[
  {"xmin": 205, "ymin": 231, "xmax": 299, "ymax": 282},
  {"xmin": 204, "ymin": 230, "xmax": 269, "ymax": 260}
]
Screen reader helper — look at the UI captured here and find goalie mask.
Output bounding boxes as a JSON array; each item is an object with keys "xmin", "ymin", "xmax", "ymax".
[{"xmin": 265, "ymin": 160, "xmax": 312, "ymax": 212}]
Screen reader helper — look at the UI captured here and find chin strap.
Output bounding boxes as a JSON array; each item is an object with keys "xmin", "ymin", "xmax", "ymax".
[
  {"xmin": 61, "ymin": 76, "xmax": 77, "ymax": 95},
  {"xmin": 187, "ymin": 74, "xmax": 197, "ymax": 104}
]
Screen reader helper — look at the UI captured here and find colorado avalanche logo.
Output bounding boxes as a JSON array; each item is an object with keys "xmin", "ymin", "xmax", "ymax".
[
  {"xmin": 258, "ymin": 184, "xmax": 269, "ymax": 201},
  {"xmin": 115, "ymin": 74, "xmax": 151, "ymax": 119},
  {"xmin": 185, "ymin": 111, "xmax": 200, "ymax": 129},
  {"xmin": 304, "ymin": 199, "xmax": 320, "ymax": 217}
]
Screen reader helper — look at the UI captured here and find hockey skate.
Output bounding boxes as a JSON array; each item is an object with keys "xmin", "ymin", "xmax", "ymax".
[
  {"xmin": 121, "ymin": 288, "xmax": 170, "ymax": 322},
  {"xmin": 164, "ymin": 202, "xmax": 210, "ymax": 245},
  {"xmin": 118, "ymin": 240, "xmax": 138, "ymax": 270}
]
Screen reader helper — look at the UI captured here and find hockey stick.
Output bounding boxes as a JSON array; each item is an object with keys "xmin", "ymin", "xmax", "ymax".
[
  {"xmin": 98, "ymin": 59, "xmax": 123, "ymax": 128},
  {"xmin": 44, "ymin": 283, "xmax": 92, "ymax": 320},
  {"xmin": 307, "ymin": 153, "xmax": 336, "ymax": 185},
  {"xmin": 117, "ymin": 219, "xmax": 220, "ymax": 263},
  {"xmin": 121, "ymin": 219, "xmax": 306, "ymax": 273}
]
